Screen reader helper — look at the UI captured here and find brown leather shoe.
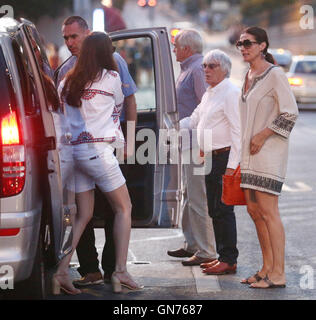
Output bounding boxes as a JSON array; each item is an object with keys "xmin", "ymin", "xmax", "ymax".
[
  {"xmin": 200, "ymin": 259, "xmax": 219, "ymax": 269},
  {"xmin": 72, "ymin": 272, "xmax": 103, "ymax": 287},
  {"xmin": 182, "ymin": 256, "xmax": 217, "ymax": 266},
  {"xmin": 203, "ymin": 262, "xmax": 237, "ymax": 275},
  {"xmin": 167, "ymin": 248, "xmax": 194, "ymax": 258}
]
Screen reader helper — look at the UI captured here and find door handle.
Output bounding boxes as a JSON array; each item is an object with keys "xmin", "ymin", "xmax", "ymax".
[
  {"xmin": 36, "ymin": 136, "xmax": 56, "ymax": 151},
  {"xmin": 42, "ymin": 136, "xmax": 56, "ymax": 150}
]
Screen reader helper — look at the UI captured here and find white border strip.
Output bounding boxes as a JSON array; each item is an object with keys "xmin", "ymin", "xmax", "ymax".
[{"xmin": 192, "ymin": 266, "xmax": 221, "ymax": 293}]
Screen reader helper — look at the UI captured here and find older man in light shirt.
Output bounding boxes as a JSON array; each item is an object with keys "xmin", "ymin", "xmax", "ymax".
[{"xmin": 181, "ymin": 49, "xmax": 241, "ymax": 275}]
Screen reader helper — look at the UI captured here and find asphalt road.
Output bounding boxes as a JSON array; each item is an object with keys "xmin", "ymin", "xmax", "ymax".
[{"xmin": 44, "ymin": 110, "xmax": 316, "ymax": 303}]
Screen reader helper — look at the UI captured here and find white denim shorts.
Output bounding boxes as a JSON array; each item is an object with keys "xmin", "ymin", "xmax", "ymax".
[{"xmin": 74, "ymin": 148, "xmax": 125, "ymax": 193}]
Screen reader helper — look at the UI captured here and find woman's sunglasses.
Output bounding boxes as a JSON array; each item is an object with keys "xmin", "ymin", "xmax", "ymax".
[{"xmin": 235, "ymin": 40, "xmax": 258, "ymax": 49}]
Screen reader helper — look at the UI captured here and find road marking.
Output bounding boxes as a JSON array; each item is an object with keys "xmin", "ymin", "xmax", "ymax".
[
  {"xmin": 282, "ymin": 211, "xmax": 315, "ymax": 222},
  {"xmin": 130, "ymin": 230, "xmax": 183, "ymax": 243},
  {"xmin": 283, "ymin": 182, "xmax": 312, "ymax": 192},
  {"xmin": 281, "ymin": 206, "xmax": 316, "ymax": 214},
  {"xmin": 128, "ymin": 231, "xmax": 183, "ymax": 262},
  {"xmin": 192, "ymin": 266, "xmax": 221, "ymax": 293},
  {"xmin": 128, "ymin": 248, "xmax": 137, "ymax": 262},
  {"xmin": 279, "ymin": 199, "xmax": 316, "ymax": 208}
]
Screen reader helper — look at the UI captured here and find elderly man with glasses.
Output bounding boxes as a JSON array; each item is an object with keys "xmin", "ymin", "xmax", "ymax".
[
  {"xmin": 167, "ymin": 29, "xmax": 217, "ymax": 266},
  {"xmin": 180, "ymin": 49, "xmax": 241, "ymax": 275}
]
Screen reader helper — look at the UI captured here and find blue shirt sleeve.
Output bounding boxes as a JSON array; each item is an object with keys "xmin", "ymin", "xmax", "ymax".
[
  {"xmin": 114, "ymin": 52, "xmax": 137, "ymax": 97},
  {"xmin": 54, "ymin": 56, "xmax": 77, "ymax": 88}
]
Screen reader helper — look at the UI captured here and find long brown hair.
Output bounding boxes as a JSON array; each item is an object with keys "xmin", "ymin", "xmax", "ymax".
[
  {"xmin": 243, "ymin": 26, "xmax": 275, "ymax": 64},
  {"xmin": 62, "ymin": 32, "xmax": 118, "ymax": 107}
]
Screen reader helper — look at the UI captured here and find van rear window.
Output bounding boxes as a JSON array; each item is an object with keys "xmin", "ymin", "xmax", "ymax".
[{"xmin": 0, "ymin": 47, "xmax": 17, "ymax": 118}]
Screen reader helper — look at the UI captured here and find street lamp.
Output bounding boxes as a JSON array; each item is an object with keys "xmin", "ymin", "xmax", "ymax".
[
  {"xmin": 93, "ymin": 8, "xmax": 105, "ymax": 31},
  {"xmin": 137, "ymin": 0, "xmax": 157, "ymax": 7}
]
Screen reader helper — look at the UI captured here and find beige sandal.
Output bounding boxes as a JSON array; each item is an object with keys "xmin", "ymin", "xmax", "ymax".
[
  {"xmin": 249, "ymin": 275, "xmax": 286, "ymax": 289},
  {"xmin": 111, "ymin": 271, "xmax": 144, "ymax": 293},
  {"xmin": 52, "ymin": 273, "xmax": 82, "ymax": 295},
  {"xmin": 240, "ymin": 271, "xmax": 263, "ymax": 285}
]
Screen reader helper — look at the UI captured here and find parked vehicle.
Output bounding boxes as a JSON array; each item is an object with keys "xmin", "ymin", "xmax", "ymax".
[
  {"xmin": 93, "ymin": 28, "xmax": 182, "ymax": 229},
  {"xmin": 169, "ymin": 21, "xmax": 201, "ymax": 44},
  {"xmin": 268, "ymin": 48, "xmax": 292, "ymax": 71},
  {"xmin": 0, "ymin": 18, "xmax": 182, "ymax": 299},
  {"xmin": 287, "ymin": 55, "xmax": 316, "ymax": 104},
  {"xmin": 0, "ymin": 17, "xmax": 75, "ymax": 299}
]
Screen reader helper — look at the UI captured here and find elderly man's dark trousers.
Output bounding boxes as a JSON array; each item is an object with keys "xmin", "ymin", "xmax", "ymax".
[{"xmin": 204, "ymin": 150, "xmax": 238, "ymax": 265}]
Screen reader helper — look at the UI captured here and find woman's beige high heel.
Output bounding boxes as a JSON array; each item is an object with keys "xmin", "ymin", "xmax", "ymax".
[
  {"xmin": 111, "ymin": 271, "xmax": 144, "ymax": 293},
  {"xmin": 52, "ymin": 273, "xmax": 82, "ymax": 295}
]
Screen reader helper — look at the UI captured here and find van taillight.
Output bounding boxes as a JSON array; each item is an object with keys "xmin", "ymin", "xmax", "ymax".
[
  {"xmin": 0, "ymin": 111, "xmax": 25, "ymax": 197},
  {"xmin": 0, "ymin": 228, "xmax": 20, "ymax": 236}
]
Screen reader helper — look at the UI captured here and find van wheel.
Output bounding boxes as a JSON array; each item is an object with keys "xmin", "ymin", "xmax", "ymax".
[{"xmin": 13, "ymin": 232, "xmax": 47, "ymax": 300}]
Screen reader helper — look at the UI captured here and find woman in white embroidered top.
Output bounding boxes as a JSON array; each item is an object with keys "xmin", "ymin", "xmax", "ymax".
[
  {"xmin": 54, "ymin": 32, "xmax": 142, "ymax": 294},
  {"xmin": 237, "ymin": 27, "xmax": 298, "ymax": 289}
]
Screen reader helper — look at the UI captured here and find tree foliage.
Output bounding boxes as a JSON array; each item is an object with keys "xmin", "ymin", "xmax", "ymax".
[
  {"xmin": 5, "ymin": 0, "xmax": 73, "ymax": 22},
  {"xmin": 241, "ymin": 0, "xmax": 298, "ymax": 16}
]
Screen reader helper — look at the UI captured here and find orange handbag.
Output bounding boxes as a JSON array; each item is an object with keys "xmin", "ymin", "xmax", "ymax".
[{"xmin": 221, "ymin": 165, "xmax": 247, "ymax": 206}]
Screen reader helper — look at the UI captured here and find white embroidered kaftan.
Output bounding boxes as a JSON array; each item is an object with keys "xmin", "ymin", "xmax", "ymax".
[{"xmin": 239, "ymin": 66, "xmax": 298, "ymax": 195}]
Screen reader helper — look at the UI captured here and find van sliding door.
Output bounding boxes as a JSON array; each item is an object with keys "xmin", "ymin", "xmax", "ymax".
[{"xmin": 107, "ymin": 27, "xmax": 181, "ymax": 227}]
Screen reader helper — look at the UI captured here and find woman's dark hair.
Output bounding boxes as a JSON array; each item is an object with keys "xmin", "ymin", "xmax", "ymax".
[
  {"xmin": 243, "ymin": 26, "xmax": 275, "ymax": 64},
  {"xmin": 62, "ymin": 32, "xmax": 118, "ymax": 107}
]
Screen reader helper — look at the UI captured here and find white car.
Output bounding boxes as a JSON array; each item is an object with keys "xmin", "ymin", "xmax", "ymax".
[
  {"xmin": 287, "ymin": 55, "xmax": 316, "ymax": 104},
  {"xmin": 268, "ymin": 48, "xmax": 292, "ymax": 71}
]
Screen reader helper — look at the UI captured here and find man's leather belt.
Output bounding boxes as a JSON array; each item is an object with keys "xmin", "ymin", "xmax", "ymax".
[{"xmin": 212, "ymin": 146, "xmax": 231, "ymax": 156}]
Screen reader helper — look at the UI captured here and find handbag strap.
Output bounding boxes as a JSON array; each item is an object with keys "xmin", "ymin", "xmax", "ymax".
[{"xmin": 233, "ymin": 165, "xmax": 241, "ymax": 176}]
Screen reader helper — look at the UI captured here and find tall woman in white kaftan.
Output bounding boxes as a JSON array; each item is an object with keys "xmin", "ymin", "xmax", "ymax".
[{"xmin": 237, "ymin": 27, "xmax": 298, "ymax": 289}]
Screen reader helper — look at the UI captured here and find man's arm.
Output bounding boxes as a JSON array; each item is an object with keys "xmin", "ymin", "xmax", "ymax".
[
  {"xmin": 125, "ymin": 94, "xmax": 137, "ymax": 124},
  {"xmin": 53, "ymin": 55, "xmax": 76, "ymax": 88},
  {"xmin": 224, "ymin": 88, "xmax": 241, "ymax": 175},
  {"xmin": 113, "ymin": 52, "xmax": 138, "ymax": 160},
  {"xmin": 124, "ymin": 94, "xmax": 137, "ymax": 159}
]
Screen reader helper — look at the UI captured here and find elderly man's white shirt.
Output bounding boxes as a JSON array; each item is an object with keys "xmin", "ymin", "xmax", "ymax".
[{"xmin": 180, "ymin": 78, "xmax": 241, "ymax": 169}]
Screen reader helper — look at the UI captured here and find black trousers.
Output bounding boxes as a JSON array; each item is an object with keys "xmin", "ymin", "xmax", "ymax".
[
  {"xmin": 204, "ymin": 150, "xmax": 238, "ymax": 265},
  {"xmin": 76, "ymin": 210, "xmax": 115, "ymax": 277}
]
